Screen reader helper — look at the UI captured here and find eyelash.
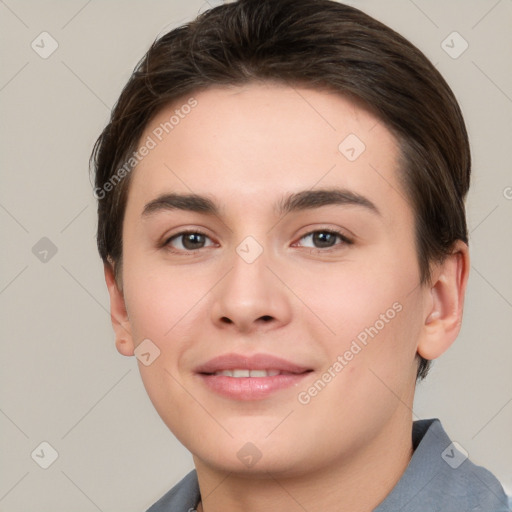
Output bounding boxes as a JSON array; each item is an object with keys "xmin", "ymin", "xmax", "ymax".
[
  {"xmin": 295, "ymin": 229, "xmax": 353, "ymax": 253},
  {"xmin": 163, "ymin": 228, "xmax": 353, "ymax": 255}
]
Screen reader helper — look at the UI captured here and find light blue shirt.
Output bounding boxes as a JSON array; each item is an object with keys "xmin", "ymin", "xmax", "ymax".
[{"xmin": 146, "ymin": 418, "xmax": 510, "ymax": 511}]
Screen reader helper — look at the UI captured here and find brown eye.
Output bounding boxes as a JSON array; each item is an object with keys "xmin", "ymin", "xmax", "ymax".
[
  {"xmin": 311, "ymin": 231, "xmax": 337, "ymax": 248},
  {"xmin": 298, "ymin": 230, "xmax": 352, "ymax": 250},
  {"xmin": 165, "ymin": 231, "xmax": 214, "ymax": 252}
]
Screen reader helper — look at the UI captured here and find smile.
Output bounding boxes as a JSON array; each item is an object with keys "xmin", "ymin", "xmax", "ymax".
[
  {"xmin": 212, "ymin": 369, "xmax": 283, "ymax": 377},
  {"xmin": 195, "ymin": 353, "xmax": 313, "ymax": 400}
]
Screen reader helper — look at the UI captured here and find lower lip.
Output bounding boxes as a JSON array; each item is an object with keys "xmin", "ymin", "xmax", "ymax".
[{"xmin": 198, "ymin": 373, "xmax": 310, "ymax": 400}]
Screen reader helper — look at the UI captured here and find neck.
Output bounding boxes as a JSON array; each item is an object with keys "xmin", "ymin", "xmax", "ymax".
[{"xmin": 194, "ymin": 412, "xmax": 414, "ymax": 512}]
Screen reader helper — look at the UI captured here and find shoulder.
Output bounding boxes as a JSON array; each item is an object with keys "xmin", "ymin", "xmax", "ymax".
[
  {"xmin": 145, "ymin": 470, "xmax": 200, "ymax": 512},
  {"xmin": 375, "ymin": 418, "xmax": 510, "ymax": 511}
]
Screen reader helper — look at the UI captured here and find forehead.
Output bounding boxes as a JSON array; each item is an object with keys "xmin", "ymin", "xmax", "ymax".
[{"xmin": 126, "ymin": 83, "xmax": 408, "ymax": 221}]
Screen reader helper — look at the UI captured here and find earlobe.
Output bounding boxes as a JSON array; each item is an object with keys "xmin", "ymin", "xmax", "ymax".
[
  {"xmin": 103, "ymin": 262, "xmax": 135, "ymax": 357},
  {"xmin": 417, "ymin": 241, "xmax": 470, "ymax": 361}
]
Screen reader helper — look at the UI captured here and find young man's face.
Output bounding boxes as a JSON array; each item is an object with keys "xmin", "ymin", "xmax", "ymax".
[{"xmin": 109, "ymin": 83, "xmax": 437, "ymax": 476}]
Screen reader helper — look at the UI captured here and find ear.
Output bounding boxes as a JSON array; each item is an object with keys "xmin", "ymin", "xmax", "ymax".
[
  {"xmin": 417, "ymin": 240, "xmax": 470, "ymax": 361},
  {"xmin": 104, "ymin": 262, "xmax": 135, "ymax": 357}
]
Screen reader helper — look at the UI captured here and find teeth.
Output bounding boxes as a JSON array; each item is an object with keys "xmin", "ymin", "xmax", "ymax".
[
  {"xmin": 212, "ymin": 369, "xmax": 282, "ymax": 377},
  {"xmin": 233, "ymin": 369, "xmax": 250, "ymax": 378},
  {"xmin": 218, "ymin": 370, "xmax": 234, "ymax": 377},
  {"xmin": 249, "ymin": 370, "xmax": 268, "ymax": 377}
]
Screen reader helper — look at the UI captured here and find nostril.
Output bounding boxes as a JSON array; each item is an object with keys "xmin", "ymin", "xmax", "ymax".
[
  {"xmin": 221, "ymin": 317, "xmax": 233, "ymax": 324},
  {"xmin": 260, "ymin": 315, "xmax": 273, "ymax": 322}
]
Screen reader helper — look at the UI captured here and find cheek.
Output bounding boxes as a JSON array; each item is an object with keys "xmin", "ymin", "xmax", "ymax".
[
  {"xmin": 288, "ymin": 252, "xmax": 419, "ymax": 344},
  {"xmin": 122, "ymin": 260, "xmax": 209, "ymax": 344},
  {"xmin": 121, "ymin": 266, "xmax": 208, "ymax": 425},
  {"xmin": 294, "ymin": 290, "xmax": 422, "ymax": 444},
  {"xmin": 290, "ymin": 249, "xmax": 423, "ymax": 409}
]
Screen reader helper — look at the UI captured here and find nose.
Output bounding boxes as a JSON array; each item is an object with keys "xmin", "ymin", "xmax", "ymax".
[{"xmin": 210, "ymin": 244, "xmax": 293, "ymax": 334}]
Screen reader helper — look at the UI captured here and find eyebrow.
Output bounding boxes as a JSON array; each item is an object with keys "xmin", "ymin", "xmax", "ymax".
[{"xmin": 141, "ymin": 188, "xmax": 380, "ymax": 218}]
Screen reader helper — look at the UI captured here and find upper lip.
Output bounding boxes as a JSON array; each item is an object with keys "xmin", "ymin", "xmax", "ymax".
[{"xmin": 195, "ymin": 353, "xmax": 312, "ymax": 375}]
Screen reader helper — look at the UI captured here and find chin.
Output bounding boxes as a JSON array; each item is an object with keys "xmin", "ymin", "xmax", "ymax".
[
  {"xmin": 196, "ymin": 452, "xmax": 306, "ymax": 478},
  {"xmin": 190, "ymin": 433, "xmax": 316, "ymax": 478}
]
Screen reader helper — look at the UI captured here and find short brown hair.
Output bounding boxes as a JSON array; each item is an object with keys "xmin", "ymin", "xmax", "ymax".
[{"xmin": 90, "ymin": 0, "xmax": 471, "ymax": 380}]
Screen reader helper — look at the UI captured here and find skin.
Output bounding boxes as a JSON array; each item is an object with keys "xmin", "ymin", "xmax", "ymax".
[{"xmin": 104, "ymin": 83, "xmax": 469, "ymax": 511}]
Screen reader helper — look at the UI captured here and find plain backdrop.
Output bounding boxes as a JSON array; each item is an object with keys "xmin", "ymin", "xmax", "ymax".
[{"xmin": 1, "ymin": 0, "xmax": 511, "ymax": 510}]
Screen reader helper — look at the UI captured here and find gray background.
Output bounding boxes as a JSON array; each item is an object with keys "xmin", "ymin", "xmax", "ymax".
[{"xmin": 1, "ymin": 0, "xmax": 511, "ymax": 510}]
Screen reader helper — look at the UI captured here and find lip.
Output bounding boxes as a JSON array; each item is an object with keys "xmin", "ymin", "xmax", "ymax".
[
  {"xmin": 195, "ymin": 353, "xmax": 313, "ymax": 401},
  {"xmin": 195, "ymin": 353, "xmax": 311, "ymax": 374}
]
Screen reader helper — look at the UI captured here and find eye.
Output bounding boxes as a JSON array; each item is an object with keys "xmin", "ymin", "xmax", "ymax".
[
  {"xmin": 296, "ymin": 229, "xmax": 353, "ymax": 250},
  {"xmin": 162, "ymin": 228, "xmax": 351, "ymax": 254},
  {"xmin": 164, "ymin": 230, "xmax": 215, "ymax": 252}
]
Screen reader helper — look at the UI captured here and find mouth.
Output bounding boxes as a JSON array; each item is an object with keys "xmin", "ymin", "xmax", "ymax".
[
  {"xmin": 195, "ymin": 352, "xmax": 312, "ymax": 374},
  {"xmin": 209, "ymin": 369, "xmax": 287, "ymax": 377},
  {"xmin": 195, "ymin": 353, "xmax": 313, "ymax": 400}
]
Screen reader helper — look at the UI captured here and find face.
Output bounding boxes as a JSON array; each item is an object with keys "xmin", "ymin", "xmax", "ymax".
[{"xmin": 114, "ymin": 83, "xmax": 432, "ymax": 477}]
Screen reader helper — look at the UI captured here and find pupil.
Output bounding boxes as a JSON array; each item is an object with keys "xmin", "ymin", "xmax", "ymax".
[
  {"xmin": 314, "ymin": 232, "xmax": 334, "ymax": 248},
  {"xmin": 183, "ymin": 233, "xmax": 204, "ymax": 249}
]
